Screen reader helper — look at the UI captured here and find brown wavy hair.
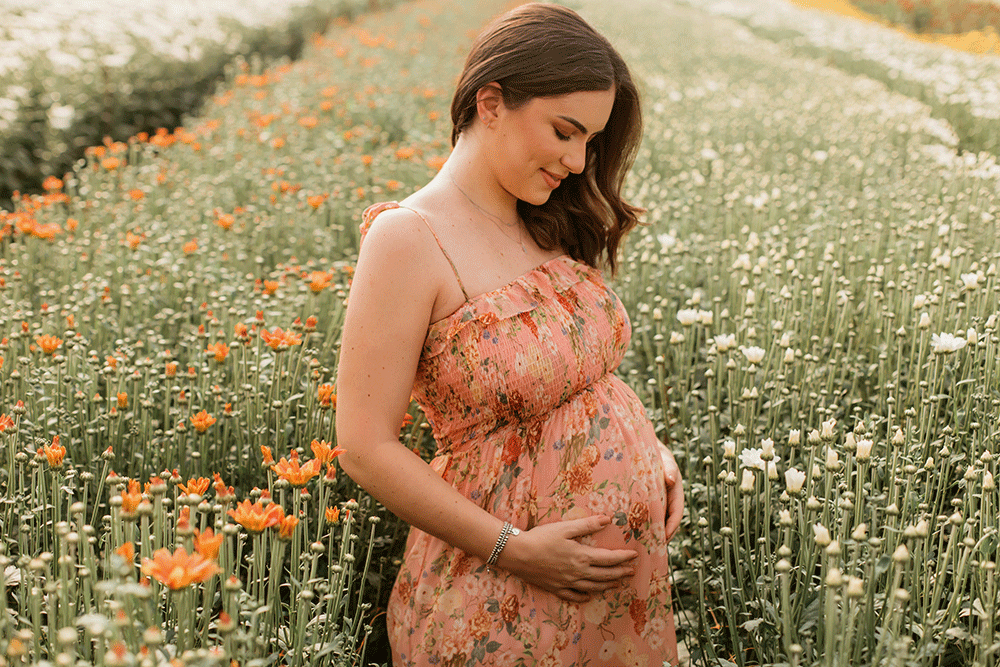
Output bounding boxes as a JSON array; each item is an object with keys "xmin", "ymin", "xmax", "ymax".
[{"xmin": 450, "ymin": 2, "xmax": 644, "ymax": 275}]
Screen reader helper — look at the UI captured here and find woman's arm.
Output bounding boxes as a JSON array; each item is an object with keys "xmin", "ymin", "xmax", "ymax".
[{"xmin": 336, "ymin": 208, "xmax": 637, "ymax": 602}]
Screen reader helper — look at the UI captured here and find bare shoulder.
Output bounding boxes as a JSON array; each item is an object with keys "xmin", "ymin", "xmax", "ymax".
[{"xmin": 353, "ymin": 204, "xmax": 449, "ymax": 314}]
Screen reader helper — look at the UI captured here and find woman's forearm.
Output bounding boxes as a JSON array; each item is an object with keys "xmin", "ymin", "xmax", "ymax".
[{"xmin": 339, "ymin": 440, "xmax": 506, "ymax": 563}]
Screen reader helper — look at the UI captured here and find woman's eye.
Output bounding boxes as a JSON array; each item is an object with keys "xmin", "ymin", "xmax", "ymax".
[{"xmin": 554, "ymin": 129, "xmax": 571, "ymax": 141}]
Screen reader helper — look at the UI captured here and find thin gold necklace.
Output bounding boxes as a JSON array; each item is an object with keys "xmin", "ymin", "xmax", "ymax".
[{"xmin": 447, "ymin": 170, "xmax": 527, "ymax": 254}]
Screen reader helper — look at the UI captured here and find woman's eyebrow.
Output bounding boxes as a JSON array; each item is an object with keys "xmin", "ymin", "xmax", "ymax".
[{"xmin": 557, "ymin": 115, "xmax": 602, "ymax": 135}]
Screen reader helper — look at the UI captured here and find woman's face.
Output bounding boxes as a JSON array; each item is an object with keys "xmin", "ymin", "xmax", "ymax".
[{"xmin": 488, "ymin": 87, "xmax": 616, "ymax": 206}]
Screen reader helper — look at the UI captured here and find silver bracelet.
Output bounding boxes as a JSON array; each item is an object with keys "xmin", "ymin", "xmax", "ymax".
[{"xmin": 486, "ymin": 521, "xmax": 520, "ymax": 570}]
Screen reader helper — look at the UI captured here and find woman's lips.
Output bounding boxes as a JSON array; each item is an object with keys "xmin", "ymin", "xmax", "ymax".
[{"xmin": 540, "ymin": 169, "xmax": 562, "ymax": 188}]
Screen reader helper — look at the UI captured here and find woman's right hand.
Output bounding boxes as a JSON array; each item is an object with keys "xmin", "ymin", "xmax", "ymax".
[{"xmin": 496, "ymin": 515, "xmax": 638, "ymax": 603}]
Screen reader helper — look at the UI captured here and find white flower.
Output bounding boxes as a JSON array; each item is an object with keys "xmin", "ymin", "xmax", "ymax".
[
  {"xmin": 855, "ymin": 439, "xmax": 873, "ymax": 461},
  {"xmin": 745, "ymin": 289, "xmax": 756, "ymax": 306},
  {"xmin": 739, "ymin": 468, "xmax": 755, "ymax": 493},
  {"xmin": 722, "ymin": 439, "xmax": 736, "ymax": 459},
  {"xmin": 967, "ymin": 328, "xmax": 978, "ymax": 345},
  {"xmin": 825, "ymin": 447, "xmax": 840, "ymax": 471},
  {"xmin": 657, "ymin": 232, "xmax": 677, "ymax": 250},
  {"xmin": 714, "ymin": 334, "xmax": 736, "ymax": 352},
  {"xmin": 784, "ymin": 468, "xmax": 805, "ymax": 494},
  {"xmin": 931, "ymin": 332, "xmax": 967, "ymax": 354},
  {"xmin": 984, "ymin": 470, "xmax": 994, "ymax": 491},
  {"xmin": 732, "ymin": 253, "xmax": 752, "ymax": 271},
  {"xmin": 813, "ymin": 523, "xmax": 831, "ymax": 547},
  {"xmin": 783, "ymin": 348, "xmax": 796, "ymax": 364},
  {"xmin": 676, "ymin": 309, "xmax": 699, "ymax": 326},
  {"xmin": 760, "ymin": 438, "xmax": 775, "ymax": 460},
  {"xmin": 698, "ymin": 310, "xmax": 714, "ymax": 326},
  {"xmin": 767, "ymin": 461, "xmax": 779, "ymax": 480},
  {"xmin": 960, "ymin": 272, "xmax": 980, "ymax": 290},
  {"xmin": 669, "ymin": 331, "xmax": 685, "ymax": 345},
  {"xmin": 918, "ymin": 312, "xmax": 931, "ymax": 329},
  {"xmin": 739, "ymin": 448, "xmax": 779, "ymax": 471},
  {"xmin": 788, "ymin": 429, "xmax": 801, "ymax": 446},
  {"xmin": 821, "ymin": 418, "xmax": 837, "ymax": 441},
  {"xmin": 913, "ymin": 294, "xmax": 927, "ymax": 309},
  {"xmin": 742, "ymin": 346, "xmax": 765, "ymax": 364},
  {"xmin": 778, "ymin": 332, "xmax": 792, "ymax": 348}
]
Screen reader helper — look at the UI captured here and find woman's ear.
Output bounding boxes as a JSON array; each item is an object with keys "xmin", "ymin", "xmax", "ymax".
[{"xmin": 475, "ymin": 82, "xmax": 503, "ymax": 127}]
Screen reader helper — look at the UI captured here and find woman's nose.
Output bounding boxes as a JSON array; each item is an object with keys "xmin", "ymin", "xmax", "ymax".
[{"xmin": 561, "ymin": 140, "xmax": 586, "ymax": 175}]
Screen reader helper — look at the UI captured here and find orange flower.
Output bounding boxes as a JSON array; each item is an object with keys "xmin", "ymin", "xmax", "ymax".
[
  {"xmin": 263, "ymin": 280, "xmax": 279, "ymax": 295},
  {"xmin": 275, "ymin": 515, "xmax": 299, "ymax": 541},
  {"xmin": 115, "ymin": 542, "xmax": 136, "ymax": 564},
  {"xmin": 66, "ymin": 217, "xmax": 78, "ymax": 232},
  {"xmin": 310, "ymin": 439, "xmax": 345, "ymax": 466},
  {"xmin": 260, "ymin": 327, "xmax": 301, "ymax": 351},
  {"xmin": 36, "ymin": 335, "xmax": 62, "ymax": 355},
  {"xmin": 42, "ymin": 176, "xmax": 63, "ymax": 191},
  {"xmin": 120, "ymin": 479, "xmax": 143, "ymax": 515},
  {"xmin": 317, "ymin": 383, "xmax": 336, "ymax": 407},
  {"xmin": 260, "ymin": 445, "xmax": 275, "ymax": 465},
  {"xmin": 228, "ymin": 499, "xmax": 285, "ymax": 534},
  {"xmin": 213, "ymin": 473, "xmax": 235, "ymax": 501},
  {"xmin": 215, "ymin": 213, "xmax": 235, "ymax": 230},
  {"xmin": 101, "ymin": 157, "xmax": 120, "ymax": 170},
  {"xmin": 308, "ymin": 271, "xmax": 332, "ymax": 292},
  {"xmin": 307, "ymin": 194, "xmax": 327, "ymax": 209},
  {"xmin": 126, "ymin": 231, "xmax": 144, "ymax": 249},
  {"xmin": 177, "ymin": 477, "xmax": 211, "ymax": 496},
  {"xmin": 190, "ymin": 411, "xmax": 216, "ymax": 434},
  {"xmin": 39, "ymin": 435, "xmax": 66, "ymax": 469},
  {"xmin": 298, "ymin": 116, "xmax": 318, "ymax": 129},
  {"xmin": 271, "ymin": 451, "xmax": 321, "ymax": 487},
  {"xmin": 128, "ymin": 189, "xmax": 145, "ymax": 201},
  {"xmin": 385, "ymin": 179, "xmax": 402, "ymax": 192},
  {"xmin": 426, "ymin": 156, "xmax": 447, "ymax": 171},
  {"xmin": 193, "ymin": 528, "xmax": 224, "ymax": 561},
  {"xmin": 325, "ymin": 507, "xmax": 340, "ymax": 524},
  {"xmin": 117, "ymin": 392, "xmax": 128, "ymax": 409},
  {"xmin": 141, "ymin": 547, "xmax": 220, "ymax": 590},
  {"xmin": 165, "ymin": 362, "xmax": 178, "ymax": 377},
  {"xmin": 395, "ymin": 147, "xmax": 416, "ymax": 160},
  {"xmin": 206, "ymin": 341, "xmax": 229, "ymax": 363},
  {"xmin": 183, "ymin": 239, "xmax": 198, "ymax": 254},
  {"xmin": 0, "ymin": 414, "xmax": 14, "ymax": 432}
]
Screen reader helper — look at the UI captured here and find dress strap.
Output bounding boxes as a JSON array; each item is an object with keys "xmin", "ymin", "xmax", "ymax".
[{"xmin": 396, "ymin": 204, "xmax": 470, "ymax": 301}]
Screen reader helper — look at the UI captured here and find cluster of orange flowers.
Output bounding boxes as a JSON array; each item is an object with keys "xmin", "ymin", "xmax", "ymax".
[
  {"xmin": 227, "ymin": 493, "xmax": 298, "ymax": 540},
  {"xmin": 140, "ymin": 527, "xmax": 222, "ymax": 590}
]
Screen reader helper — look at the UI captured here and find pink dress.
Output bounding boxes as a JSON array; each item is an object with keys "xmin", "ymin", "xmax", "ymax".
[{"xmin": 360, "ymin": 202, "xmax": 678, "ymax": 667}]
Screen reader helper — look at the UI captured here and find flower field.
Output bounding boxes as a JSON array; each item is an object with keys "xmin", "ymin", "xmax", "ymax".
[
  {"xmin": 0, "ymin": 0, "xmax": 396, "ymax": 211},
  {"xmin": 0, "ymin": 0, "xmax": 998, "ymax": 664}
]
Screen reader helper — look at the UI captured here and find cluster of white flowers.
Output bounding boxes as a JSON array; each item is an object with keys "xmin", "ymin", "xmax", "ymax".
[
  {"xmin": 682, "ymin": 0, "xmax": 1000, "ymax": 123},
  {"xmin": 0, "ymin": 0, "xmax": 326, "ymax": 132}
]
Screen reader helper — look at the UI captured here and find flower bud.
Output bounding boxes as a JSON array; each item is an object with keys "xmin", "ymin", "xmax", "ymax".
[
  {"xmin": 813, "ymin": 523, "xmax": 831, "ymax": 547},
  {"xmin": 784, "ymin": 468, "xmax": 805, "ymax": 495},
  {"xmin": 760, "ymin": 438, "xmax": 775, "ymax": 461},
  {"xmin": 855, "ymin": 439, "xmax": 873, "ymax": 461},
  {"xmin": 740, "ymin": 469, "xmax": 755, "ymax": 493}
]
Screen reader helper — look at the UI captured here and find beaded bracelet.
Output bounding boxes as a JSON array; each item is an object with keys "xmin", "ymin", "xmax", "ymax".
[{"xmin": 486, "ymin": 521, "xmax": 520, "ymax": 571}]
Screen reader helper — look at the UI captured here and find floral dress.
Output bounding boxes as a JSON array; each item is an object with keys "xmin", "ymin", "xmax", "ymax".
[{"xmin": 360, "ymin": 202, "xmax": 678, "ymax": 667}]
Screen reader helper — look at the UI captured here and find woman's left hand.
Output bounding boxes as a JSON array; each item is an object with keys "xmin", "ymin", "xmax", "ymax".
[{"xmin": 660, "ymin": 447, "xmax": 684, "ymax": 542}]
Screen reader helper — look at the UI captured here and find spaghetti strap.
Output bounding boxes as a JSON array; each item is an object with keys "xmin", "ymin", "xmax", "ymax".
[{"xmin": 396, "ymin": 204, "xmax": 470, "ymax": 302}]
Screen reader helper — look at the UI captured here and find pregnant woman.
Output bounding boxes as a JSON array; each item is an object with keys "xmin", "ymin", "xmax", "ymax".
[{"xmin": 336, "ymin": 4, "xmax": 684, "ymax": 665}]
